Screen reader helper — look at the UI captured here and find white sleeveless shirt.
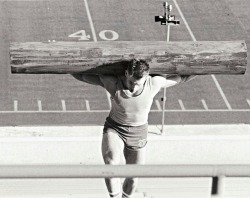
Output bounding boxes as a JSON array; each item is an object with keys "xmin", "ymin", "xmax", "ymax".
[{"xmin": 101, "ymin": 75, "xmax": 154, "ymax": 126}]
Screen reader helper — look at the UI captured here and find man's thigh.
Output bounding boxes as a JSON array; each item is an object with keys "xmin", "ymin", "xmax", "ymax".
[
  {"xmin": 102, "ymin": 131, "xmax": 124, "ymax": 164},
  {"xmin": 124, "ymin": 146, "xmax": 146, "ymax": 165}
]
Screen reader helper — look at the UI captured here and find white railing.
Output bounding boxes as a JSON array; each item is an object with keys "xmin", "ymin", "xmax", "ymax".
[
  {"xmin": 0, "ymin": 164, "xmax": 250, "ymax": 178},
  {"xmin": 0, "ymin": 164, "xmax": 250, "ymax": 197}
]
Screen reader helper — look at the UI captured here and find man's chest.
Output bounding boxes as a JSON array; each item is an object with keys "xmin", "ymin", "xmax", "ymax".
[{"xmin": 113, "ymin": 91, "xmax": 153, "ymax": 112}]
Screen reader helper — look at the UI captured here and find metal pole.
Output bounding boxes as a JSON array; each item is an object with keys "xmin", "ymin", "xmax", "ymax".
[
  {"xmin": 211, "ymin": 176, "xmax": 226, "ymax": 198},
  {"xmin": 161, "ymin": 24, "xmax": 170, "ymax": 134}
]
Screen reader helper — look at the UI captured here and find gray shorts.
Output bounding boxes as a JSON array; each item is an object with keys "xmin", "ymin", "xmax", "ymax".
[{"xmin": 103, "ymin": 117, "xmax": 148, "ymax": 151}]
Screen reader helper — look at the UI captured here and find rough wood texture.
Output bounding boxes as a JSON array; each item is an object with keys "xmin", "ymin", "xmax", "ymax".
[{"xmin": 10, "ymin": 41, "xmax": 247, "ymax": 75}]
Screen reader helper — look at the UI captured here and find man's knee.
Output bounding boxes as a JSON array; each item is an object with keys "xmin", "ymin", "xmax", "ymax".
[{"xmin": 103, "ymin": 150, "xmax": 120, "ymax": 165}]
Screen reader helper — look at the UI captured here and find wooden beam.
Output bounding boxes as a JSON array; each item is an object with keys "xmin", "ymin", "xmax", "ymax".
[{"xmin": 10, "ymin": 41, "xmax": 247, "ymax": 75}]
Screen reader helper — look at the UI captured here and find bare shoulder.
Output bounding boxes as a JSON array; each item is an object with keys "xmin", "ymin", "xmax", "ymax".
[
  {"xmin": 99, "ymin": 75, "xmax": 119, "ymax": 96},
  {"xmin": 151, "ymin": 75, "xmax": 197, "ymax": 89}
]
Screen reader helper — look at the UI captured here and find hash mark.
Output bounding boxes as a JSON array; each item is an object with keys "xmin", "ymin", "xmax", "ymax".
[
  {"xmin": 201, "ymin": 99, "xmax": 208, "ymax": 110},
  {"xmin": 14, "ymin": 100, "xmax": 18, "ymax": 111},
  {"xmin": 85, "ymin": 100, "xmax": 90, "ymax": 111},
  {"xmin": 37, "ymin": 100, "xmax": 42, "ymax": 111},
  {"xmin": 247, "ymin": 99, "xmax": 250, "ymax": 108},
  {"xmin": 155, "ymin": 99, "xmax": 162, "ymax": 110},
  {"xmin": 61, "ymin": 100, "xmax": 66, "ymax": 111},
  {"xmin": 178, "ymin": 99, "xmax": 186, "ymax": 110}
]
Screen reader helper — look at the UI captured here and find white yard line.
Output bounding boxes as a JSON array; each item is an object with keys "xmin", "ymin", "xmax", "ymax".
[
  {"xmin": 14, "ymin": 100, "xmax": 18, "ymax": 111},
  {"xmin": 155, "ymin": 100, "xmax": 162, "ymax": 111},
  {"xmin": 61, "ymin": 100, "xmax": 66, "ymax": 111},
  {"xmin": 84, "ymin": 0, "xmax": 112, "ymax": 108},
  {"xmin": 37, "ymin": 100, "xmax": 42, "ymax": 111},
  {"xmin": 247, "ymin": 99, "xmax": 250, "ymax": 107},
  {"xmin": 201, "ymin": 99, "xmax": 209, "ymax": 110},
  {"xmin": 85, "ymin": 100, "xmax": 90, "ymax": 111},
  {"xmin": 83, "ymin": 0, "xmax": 97, "ymax": 42},
  {"xmin": 211, "ymin": 75, "xmax": 232, "ymax": 110},
  {"xmin": 178, "ymin": 99, "xmax": 186, "ymax": 110},
  {"xmin": 173, "ymin": 0, "xmax": 232, "ymax": 111},
  {"xmin": 173, "ymin": 0, "xmax": 196, "ymax": 41}
]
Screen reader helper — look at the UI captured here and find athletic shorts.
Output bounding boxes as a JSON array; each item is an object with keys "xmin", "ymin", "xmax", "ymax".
[{"xmin": 103, "ymin": 117, "xmax": 148, "ymax": 151}]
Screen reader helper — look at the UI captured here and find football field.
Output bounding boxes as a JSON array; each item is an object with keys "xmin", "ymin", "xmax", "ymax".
[
  {"xmin": 0, "ymin": 1, "xmax": 250, "ymax": 197},
  {"xmin": 0, "ymin": 0, "xmax": 249, "ymax": 126}
]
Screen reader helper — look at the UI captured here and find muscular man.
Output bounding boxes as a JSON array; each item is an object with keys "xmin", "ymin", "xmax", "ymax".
[{"xmin": 72, "ymin": 59, "xmax": 196, "ymax": 198}]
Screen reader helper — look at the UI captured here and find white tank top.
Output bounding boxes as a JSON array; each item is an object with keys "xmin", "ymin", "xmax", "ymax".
[{"xmin": 108, "ymin": 76, "xmax": 154, "ymax": 126}]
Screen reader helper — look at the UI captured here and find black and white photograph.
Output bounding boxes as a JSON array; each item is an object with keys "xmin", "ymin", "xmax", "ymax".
[{"xmin": 0, "ymin": 0, "xmax": 249, "ymax": 197}]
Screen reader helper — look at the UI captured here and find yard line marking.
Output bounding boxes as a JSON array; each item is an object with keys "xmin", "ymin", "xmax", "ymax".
[
  {"xmin": 178, "ymin": 99, "xmax": 186, "ymax": 110},
  {"xmin": 201, "ymin": 99, "xmax": 208, "ymax": 110},
  {"xmin": 14, "ymin": 100, "xmax": 18, "ymax": 111},
  {"xmin": 173, "ymin": 0, "xmax": 196, "ymax": 41},
  {"xmin": 85, "ymin": 100, "xmax": 90, "ymax": 111},
  {"xmin": 211, "ymin": 75, "xmax": 232, "ymax": 110},
  {"xmin": 155, "ymin": 99, "xmax": 162, "ymax": 111},
  {"xmin": 84, "ymin": 0, "xmax": 97, "ymax": 42},
  {"xmin": 37, "ymin": 100, "xmax": 42, "ymax": 111},
  {"xmin": 61, "ymin": 100, "xmax": 66, "ymax": 111},
  {"xmin": 84, "ymin": 0, "xmax": 111, "ymax": 108},
  {"xmin": 173, "ymin": 0, "xmax": 232, "ymax": 111},
  {"xmin": 247, "ymin": 99, "xmax": 250, "ymax": 107}
]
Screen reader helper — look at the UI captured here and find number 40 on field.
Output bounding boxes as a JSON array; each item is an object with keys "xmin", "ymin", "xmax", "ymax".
[{"xmin": 69, "ymin": 30, "xmax": 119, "ymax": 41}]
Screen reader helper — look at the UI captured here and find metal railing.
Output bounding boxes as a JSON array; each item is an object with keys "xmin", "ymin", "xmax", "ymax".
[
  {"xmin": 0, "ymin": 164, "xmax": 250, "ymax": 197},
  {"xmin": 1, "ymin": 164, "xmax": 250, "ymax": 178}
]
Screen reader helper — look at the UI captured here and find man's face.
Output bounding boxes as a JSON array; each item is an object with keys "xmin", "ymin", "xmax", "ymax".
[{"xmin": 125, "ymin": 71, "xmax": 148, "ymax": 92}]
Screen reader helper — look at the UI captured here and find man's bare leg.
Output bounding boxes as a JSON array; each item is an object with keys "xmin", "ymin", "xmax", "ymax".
[
  {"xmin": 102, "ymin": 132, "xmax": 124, "ymax": 198},
  {"xmin": 122, "ymin": 147, "xmax": 146, "ymax": 198}
]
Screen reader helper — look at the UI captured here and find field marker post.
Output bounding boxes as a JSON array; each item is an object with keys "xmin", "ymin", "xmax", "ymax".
[{"xmin": 155, "ymin": 2, "xmax": 180, "ymax": 134}]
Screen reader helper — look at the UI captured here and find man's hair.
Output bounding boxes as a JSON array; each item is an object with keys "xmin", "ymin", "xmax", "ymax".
[{"xmin": 127, "ymin": 59, "xmax": 150, "ymax": 79}]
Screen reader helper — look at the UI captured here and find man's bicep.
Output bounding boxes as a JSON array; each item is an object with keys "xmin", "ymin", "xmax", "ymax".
[{"xmin": 71, "ymin": 74, "xmax": 104, "ymax": 86}]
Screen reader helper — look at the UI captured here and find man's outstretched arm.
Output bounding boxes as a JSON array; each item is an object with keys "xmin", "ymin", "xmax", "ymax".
[{"xmin": 152, "ymin": 74, "xmax": 196, "ymax": 89}]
